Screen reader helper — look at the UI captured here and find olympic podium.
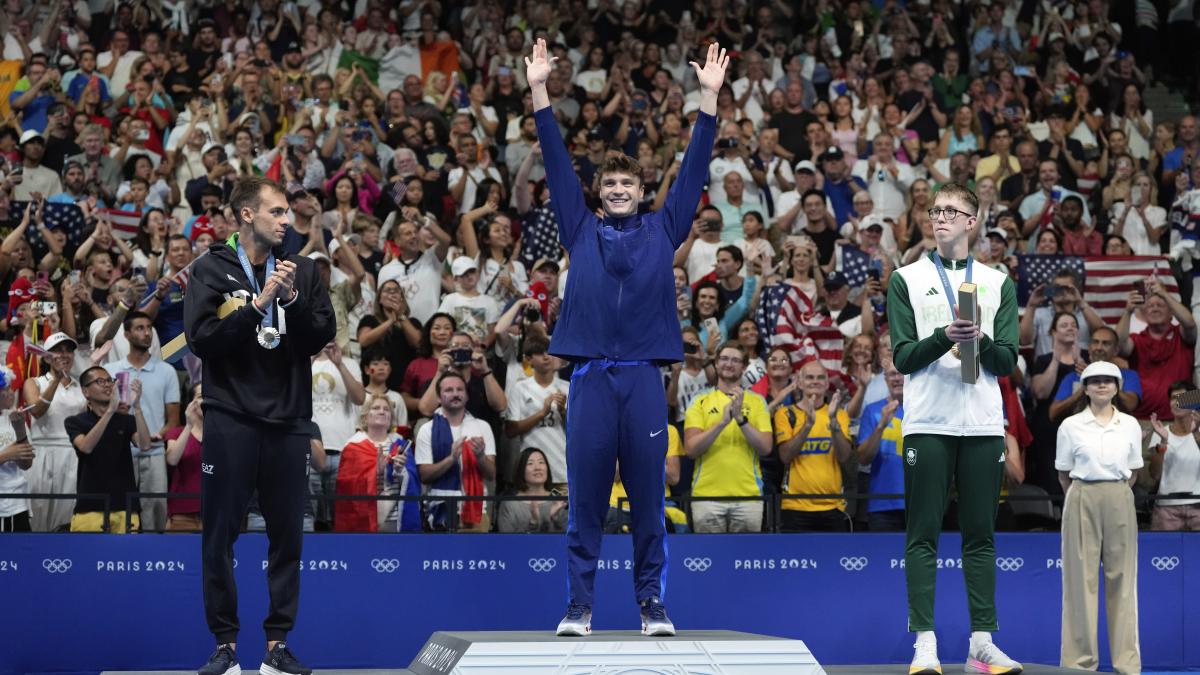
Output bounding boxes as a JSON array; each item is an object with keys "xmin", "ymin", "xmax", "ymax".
[{"xmin": 398, "ymin": 629, "xmax": 823, "ymax": 674}]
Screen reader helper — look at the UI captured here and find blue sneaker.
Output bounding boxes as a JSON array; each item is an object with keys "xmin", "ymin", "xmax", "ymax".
[
  {"xmin": 556, "ymin": 603, "xmax": 593, "ymax": 636},
  {"xmin": 640, "ymin": 597, "xmax": 675, "ymax": 636},
  {"xmin": 197, "ymin": 644, "xmax": 240, "ymax": 675},
  {"xmin": 260, "ymin": 642, "xmax": 312, "ymax": 675}
]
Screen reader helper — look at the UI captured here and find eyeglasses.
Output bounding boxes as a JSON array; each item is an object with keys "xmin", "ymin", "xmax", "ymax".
[
  {"xmin": 84, "ymin": 377, "xmax": 115, "ymax": 387},
  {"xmin": 927, "ymin": 207, "xmax": 974, "ymax": 222}
]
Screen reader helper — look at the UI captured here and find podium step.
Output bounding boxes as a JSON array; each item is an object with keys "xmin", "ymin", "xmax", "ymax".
[{"xmin": 405, "ymin": 629, "xmax": 823, "ymax": 674}]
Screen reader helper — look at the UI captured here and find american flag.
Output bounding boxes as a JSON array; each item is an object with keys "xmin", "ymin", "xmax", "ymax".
[
  {"xmin": 1017, "ymin": 254, "xmax": 1180, "ymax": 326},
  {"xmin": 11, "ymin": 202, "xmax": 88, "ymax": 252},
  {"xmin": 23, "ymin": 341, "xmax": 50, "ymax": 358},
  {"xmin": 391, "ymin": 180, "xmax": 407, "ymax": 206},
  {"xmin": 840, "ymin": 245, "xmax": 872, "ymax": 287},
  {"xmin": 97, "ymin": 208, "xmax": 142, "ymax": 240},
  {"xmin": 771, "ymin": 284, "xmax": 846, "ymax": 377}
]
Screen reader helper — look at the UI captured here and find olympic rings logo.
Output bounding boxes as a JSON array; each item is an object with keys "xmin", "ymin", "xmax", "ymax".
[
  {"xmin": 528, "ymin": 558, "xmax": 557, "ymax": 573},
  {"xmin": 42, "ymin": 558, "xmax": 72, "ymax": 574},
  {"xmin": 370, "ymin": 558, "xmax": 400, "ymax": 573},
  {"xmin": 1151, "ymin": 556, "xmax": 1180, "ymax": 571},
  {"xmin": 840, "ymin": 556, "xmax": 868, "ymax": 571},
  {"xmin": 683, "ymin": 557, "xmax": 712, "ymax": 572},
  {"xmin": 996, "ymin": 557, "xmax": 1024, "ymax": 572}
]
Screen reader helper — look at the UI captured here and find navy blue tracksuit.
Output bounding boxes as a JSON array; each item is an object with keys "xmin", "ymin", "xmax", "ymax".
[{"xmin": 534, "ymin": 105, "xmax": 716, "ymax": 606}]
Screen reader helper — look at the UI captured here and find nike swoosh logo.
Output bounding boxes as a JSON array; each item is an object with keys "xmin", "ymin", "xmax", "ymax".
[{"xmin": 650, "ymin": 429, "xmax": 664, "ymax": 438}]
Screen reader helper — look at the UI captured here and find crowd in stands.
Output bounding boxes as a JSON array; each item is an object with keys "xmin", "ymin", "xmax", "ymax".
[{"xmin": 0, "ymin": 0, "xmax": 1199, "ymax": 535}]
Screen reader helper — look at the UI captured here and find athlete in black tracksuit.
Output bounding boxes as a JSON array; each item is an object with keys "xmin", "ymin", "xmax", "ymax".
[{"xmin": 184, "ymin": 180, "xmax": 334, "ymax": 669}]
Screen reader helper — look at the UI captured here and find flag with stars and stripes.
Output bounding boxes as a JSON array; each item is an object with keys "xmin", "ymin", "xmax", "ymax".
[
  {"xmin": 840, "ymin": 245, "xmax": 872, "ymax": 288},
  {"xmin": 1017, "ymin": 254, "xmax": 1180, "ymax": 326},
  {"xmin": 96, "ymin": 208, "xmax": 142, "ymax": 240},
  {"xmin": 770, "ymin": 284, "xmax": 846, "ymax": 378},
  {"xmin": 11, "ymin": 202, "xmax": 89, "ymax": 252}
]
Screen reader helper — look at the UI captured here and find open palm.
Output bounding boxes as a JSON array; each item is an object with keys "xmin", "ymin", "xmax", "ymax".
[
  {"xmin": 690, "ymin": 42, "xmax": 730, "ymax": 94},
  {"xmin": 524, "ymin": 37, "xmax": 557, "ymax": 88}
]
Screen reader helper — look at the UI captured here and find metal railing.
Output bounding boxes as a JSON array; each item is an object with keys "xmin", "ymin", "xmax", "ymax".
[{"xmin": 4, "ymin": 489, "xmax": 1199, "ymax": 533}]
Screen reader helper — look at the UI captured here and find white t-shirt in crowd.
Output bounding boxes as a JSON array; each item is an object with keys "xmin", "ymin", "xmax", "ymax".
[
  {"xmin": 674, "ymin": 368, "xmax": 711, "ymax": 423},
  {"xmin": 0, "ymin": 412, "xmax": 29, "ymax": 517},
  {"xmin": 89, "ymin": 317, "xmax": 163, "ymax": 364},
  {"xmin": 414, "ymin": 411, "xmax": 497, "ymax": 501},
  {"xmin": 686, "ymin": 238, "xmax": 723, "ymax": 285},
  {"xmin": 96, "ymin": 49, "xmax": 143, "ymax": 95},
  {"xmin": 311, "ymin": 357, "xmax": 362, "ymax": 451},
  {"xmin": 1148, "ymin": 430, "xmax": 1200, "ymax": 507},
  {"xmin": 1110, "ymin": 202, "xmax": 1167, "ymax": 257},
  {"xmin": 851, "ymin": 159, "xmax": 914, "ymax": 220},
  {"xmin": 708, "ymin": 156, "xmax": 759, "ymax": 205},
  {"xmin": 504, "ymin": 375, "xmax": 570, "ymax": 483},
  {"xmin": 437, "ymin": 292, "xmax": 500, "ymax": 343},
  {"xmin": 377, "ymin": 246, "xmax": 446, "ymax": 324},
  {"xmin": 446, "ymin": 164, "xmax": 503, "ymax": 215}
]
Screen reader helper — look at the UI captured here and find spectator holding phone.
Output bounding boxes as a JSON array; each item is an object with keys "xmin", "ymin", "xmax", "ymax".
[
  {"xmin": 103, "ymin": 310, "xmax": 181, "ymax": 532},
  {"xmin": 1116, "ymin": 276, "xmax": 1197, "ymax": 422},
  {"xmin": 65, "ymin": 367, "xmax": 151, "ymax": 532},
  {"xmin": 309, "ymin": 339, "xmax": 365, "ymax": 529},
  {"xmin": 23, "ymin": 332, "xmax": 86, "ymax": 532},
  {"xmin": 1147, "ymin": 381, "xmax": 1200, "ymax": 531},
  {"xmin": 164, "ymin": 387, "xmax": 204, "ymax": 532},
  {"xmin": 417, "ymin": 331, "xmax": 506, "ymax": 422},
  {"xmin": 503, "ymin": 334, "xmax": 569, "ymax": 489},
  {"xmin": 1019, "ymin": 268, "xmax": 1104, "ymax": 361}
]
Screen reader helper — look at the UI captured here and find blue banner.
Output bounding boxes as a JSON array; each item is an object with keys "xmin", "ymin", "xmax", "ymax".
[{"xmin": 0, "ymin": 533, "xmax": 1195, "ymax": 674}]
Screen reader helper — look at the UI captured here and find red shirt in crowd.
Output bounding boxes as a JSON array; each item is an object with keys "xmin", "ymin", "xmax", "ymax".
[
  {"xmin": 1060, "ymin": 227, "xmax": 1102, "ymax": 256},
  {"xmin": 1129, "ymin": 324, "xmax": 1195, "ymax": 420},
  {"xmin": 164, "ymin": 426, "xmax": 202, "ymax": 516}
]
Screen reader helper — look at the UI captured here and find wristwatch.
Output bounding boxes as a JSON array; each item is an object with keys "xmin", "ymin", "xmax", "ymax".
[{"xmin": 736, "ymin": 415, "xmax": 748, "ymax": 426}]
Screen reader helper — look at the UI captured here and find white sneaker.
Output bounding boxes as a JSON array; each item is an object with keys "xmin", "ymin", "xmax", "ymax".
[
  {"xmin": 555, "ymin": 603, "xmax": 592, "ymax": 637},
  {"xmin": 965, "ymin": 640, "xmax": 1023, "ymax": 674},
  {"xmin": 909, "ymin": 638, "xmax": 941, "ymax": 675}
]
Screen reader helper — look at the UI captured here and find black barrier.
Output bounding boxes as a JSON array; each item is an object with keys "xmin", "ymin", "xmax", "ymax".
[{"xmin": 7, "ymin": 489, "xmax": 1200, "ymax": 533}]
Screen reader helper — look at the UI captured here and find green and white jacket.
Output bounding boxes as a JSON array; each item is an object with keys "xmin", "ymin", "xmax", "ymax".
[{"xmin": 886, "ymin": 252, "xmax": 1019, "ymax": 437}]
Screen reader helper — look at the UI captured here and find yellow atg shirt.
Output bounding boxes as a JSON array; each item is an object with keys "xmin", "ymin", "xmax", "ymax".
[
  {"xmin": 774, "ymin": 404, "xmax": 851, "ymax": 512},
  {"xmin": 685, "ymin": 389, "xmax": 772, "ymax": 498}
]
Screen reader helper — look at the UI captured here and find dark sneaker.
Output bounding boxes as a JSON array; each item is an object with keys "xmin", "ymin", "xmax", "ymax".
[
  {"xmin": 555, "ymin": 602, "xmax": 593, "ymax": 636},
  {"xmin": 260, "ymin": 642, "xmax": 313, "ymax": 675},
  {"xmin": 197, "ymin": 644, "xmax": 240, "ymax": 675},
  {"xmin": 639, "ymin": 596, "xmax": 675, "ymax": 636}
]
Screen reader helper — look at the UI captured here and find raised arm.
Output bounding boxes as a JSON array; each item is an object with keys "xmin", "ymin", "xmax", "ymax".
[{"xmin": 527, "ymin": 38, "xmax": 590, "ymax": 251}]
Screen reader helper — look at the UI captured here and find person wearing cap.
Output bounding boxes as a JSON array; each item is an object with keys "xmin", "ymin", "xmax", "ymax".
[
  {"xmin": 436, "ymin": 256, "xmax": 501, "ymax": 345},
  {"xmin": 23, "ymin": 332, "xmax": 87, "ymax": 532},
  {"xmin": 978, "ymin": 227, "xmax": 1009, "ymax": 266},
  {"xmin": 49, "ymin": 160, "xmax": 89, "ymax": 205},
  {"xmin": 40, "ymin": 102, "xmax": 79, "ymax": 174},
  {"xmin": 821, "ymin": 270, "xmax": 864, "ymax": 337},
  {"xmin": 771, "ymin": 159, "xmax": 824, "ymax": 234},
  {"xmin": 529, "ymin": 37, "xmax": 726, "ymax": 637},
  {"xmin": 1055, "ymin": 360, "xmax": 1143, "ymax": 673},
  {"xmin": 817, "ymin": 145, "xmax": 866, "ymax": 226},
  {"xmin": 888, "ymin": 182, "xmax": 1022, "ymax": 673},
  {"xmin": 11, "ymin": 130, "xmax": 63, "ymax": 202}
]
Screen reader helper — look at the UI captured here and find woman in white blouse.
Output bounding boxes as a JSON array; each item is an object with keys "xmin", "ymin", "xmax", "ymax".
[
  {"xmin": 1055, "ymin": 361, "xmax": 1141, "ymax": 674},
  {"xmin": 1109, "ymin": 171, "xmax": 1167, "ymax": 256},
  {"xmin": 1148, "ymin": 381, "xmax": 1200, "ymax": 531}
]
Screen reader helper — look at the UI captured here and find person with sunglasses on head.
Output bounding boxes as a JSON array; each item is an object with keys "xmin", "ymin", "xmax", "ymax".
[{"xmin": 887, "ymin": 183, "xmax": 1022, "ymax": 674}]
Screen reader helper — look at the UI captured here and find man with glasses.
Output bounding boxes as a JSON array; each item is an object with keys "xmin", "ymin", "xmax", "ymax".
[
  {"xmin": 684, "ymin": 343, "xmax": 772, "ymax": 533},
  {"xmin": 64, "ymin": 366, "xmax": 151, "ymax": 533},
  {"xmin": 887, "ymin": 183, "xmax": 1022, "ymax": 673}
]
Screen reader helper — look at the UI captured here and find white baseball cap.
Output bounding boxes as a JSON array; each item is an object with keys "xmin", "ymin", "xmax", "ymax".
[
  {"xmin": 1080, "ymin": 361, "xmax": 1122, "ymax": 387},
  {"xmin": 451, "ymin": 256, "xmax": 479, "ymax": 277},
  {"xmin": 43, "ymin": 332, "xmax": 78, "ymax": 352}
]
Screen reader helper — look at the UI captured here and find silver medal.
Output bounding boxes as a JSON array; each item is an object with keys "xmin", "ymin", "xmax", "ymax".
[{"xmin": 257, "ymin": 326, "xmax": 281, "ymax": 350}]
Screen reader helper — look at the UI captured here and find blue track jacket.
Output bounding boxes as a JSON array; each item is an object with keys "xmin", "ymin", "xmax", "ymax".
[{"xmin": 534, "ymin": 106, "xmax": 718, "ymax": 364}]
